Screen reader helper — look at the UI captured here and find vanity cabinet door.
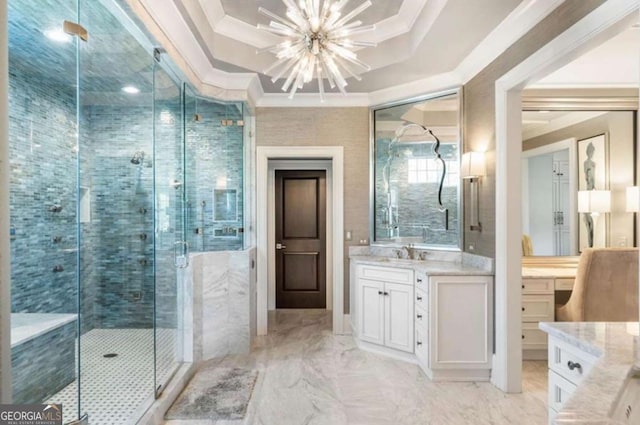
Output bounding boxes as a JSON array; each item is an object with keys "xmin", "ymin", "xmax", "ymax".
[
  {"xmin": 384, "ymin": 282, "xmax": 414, "ymax": 353},
  {"xmin": 358, "ymin": 278, "xmax": 385, "ymax": 346},
  {"xmin": 429, "ymin": 275, "xmax": 493, "ymax": 370}
]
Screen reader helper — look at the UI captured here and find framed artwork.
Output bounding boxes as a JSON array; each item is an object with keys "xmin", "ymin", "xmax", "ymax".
[{"xmin": 577, "ymin": 133, "xmax": 608, "ymax": 251}]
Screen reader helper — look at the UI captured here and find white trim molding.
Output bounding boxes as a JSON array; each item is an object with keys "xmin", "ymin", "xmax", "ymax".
[
  {"xmin": 129, "ymin": 0, "xmax": 566, "ymax": 108},
  {"xmin": 267, "ymin": 160, "xmax": 334, "ymax": 312},
  {"xmin": 256, "ymin": 146, "xmax": 345, "ymax": 335},
  {"xmin": 493, "ymin": 0, "xmax": 638, "ymax": 393}
]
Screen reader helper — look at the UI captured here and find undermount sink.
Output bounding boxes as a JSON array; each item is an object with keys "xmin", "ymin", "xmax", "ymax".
[{"xmin": 610, "ymin": 369, "xmax": 640, "ymax": 423}]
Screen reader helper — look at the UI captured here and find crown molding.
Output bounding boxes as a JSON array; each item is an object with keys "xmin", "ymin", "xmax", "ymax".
[
  {"xmin": 130, "ymin": 0, "xmax": 571, "ymax": 108},
  {"xmin": 256, "ymin": 92, "xmax": 371, "ymax": 108},
  {"xmin": 522, "ymin": 111, "xmax": 608, "ymax": 140},
  {"xmin": 368, "ymin": 72, "xmax": 462, "ymax": 107},
  {"xmin": 200, "ymin": 0, "xmax": 429, "ymax": 49}
]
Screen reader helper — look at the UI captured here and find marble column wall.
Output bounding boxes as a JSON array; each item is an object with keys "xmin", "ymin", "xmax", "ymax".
[{"xmin": 184, "ymin": 248, "xmax": 256, "ymax": 363}]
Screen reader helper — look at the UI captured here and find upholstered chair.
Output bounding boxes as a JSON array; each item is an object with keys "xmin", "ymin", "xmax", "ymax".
[
  {"xmin": 556, "ymin": 248, "xmax": 639, "ymax": 322},
  {"xmin": 522, "ymin": 234, "xmax": 534, "ymax": 256}
]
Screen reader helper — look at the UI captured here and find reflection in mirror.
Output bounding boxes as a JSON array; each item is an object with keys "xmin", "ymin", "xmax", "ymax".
[
  {"xmin": 521, "ymin": 110, "xmax": 636, "ymax": 256},
  {"xmin": 372, "ymin": 89, "xmax": 461, "ymax": 249}
]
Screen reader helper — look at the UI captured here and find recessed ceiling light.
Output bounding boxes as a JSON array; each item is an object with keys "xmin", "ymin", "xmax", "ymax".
[
  {"xmin": 44, "ymin": 28, "xmax": 72, "ymax": 43},
  {"xmin": 122, "ymin": 86, "xmax": 140, "ymax": 94}
]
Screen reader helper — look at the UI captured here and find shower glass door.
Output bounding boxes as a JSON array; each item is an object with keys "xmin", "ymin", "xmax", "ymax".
[
  {"xmin": 152, "ymin": 58, "xmax": 185, "ymax": 394},
  {"xmin": 78, "ymin": 0, "xmax": 156, "ymax": 422}
]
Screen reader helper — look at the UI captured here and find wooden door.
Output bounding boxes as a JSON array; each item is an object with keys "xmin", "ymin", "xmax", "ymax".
[
  {"xmin": 275, "ymin": 170, "xmax": 326, "ymax": 308},
  {"xmin": 384, "ymin": 282, "xmax": 414, "ymax": 352},
  {"xmin": 358, "ymin": 278, "xmax": 385, "ymax": 345}
]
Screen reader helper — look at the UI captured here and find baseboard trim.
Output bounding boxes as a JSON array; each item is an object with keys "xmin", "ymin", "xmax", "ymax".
[
  {"xmin": 354, "ymin": 337, "xmax": 418, "ymax": 364},
  {"xmin": 424, "ymin": 367, "xmax": 492, "ymax": 382},
  {"xmin": 342, "ymin": 314, "xmax": 352, "ymax": 335}
]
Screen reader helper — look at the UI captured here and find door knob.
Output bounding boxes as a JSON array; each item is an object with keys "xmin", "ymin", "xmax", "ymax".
[{"xmin": 276, "ymin": 243, "xmax": 287, "ymax": 250}]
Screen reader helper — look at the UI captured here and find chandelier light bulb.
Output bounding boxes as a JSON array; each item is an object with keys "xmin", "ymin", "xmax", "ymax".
[{"xmin": 257, "ymin": 0, "xmax": 377, "ymax": 101}]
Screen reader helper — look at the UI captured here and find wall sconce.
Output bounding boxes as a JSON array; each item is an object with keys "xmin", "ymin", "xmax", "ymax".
[
  {"xmin": 578, "ymin": 190, "xmax": 611, "ymax": 247},
  {"xmin": 626, "ymin": 186, "xmax": 639, "ymax": 212},
  {"xmin": 461, "ymin": 152, "xmax": 486, "ymax": 232}
]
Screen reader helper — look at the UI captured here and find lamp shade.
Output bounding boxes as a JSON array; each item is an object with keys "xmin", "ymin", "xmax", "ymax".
[
  {"xmin": 626, "ymin": 186, "xmax": 639, "ymax": 212},
  {"xmin": 578, "ymin": 190, "xmax": 611, "ymax": 213},
  {"xmin": 460, "ymin": 152, "xmax": 486, "ymax": 179}
]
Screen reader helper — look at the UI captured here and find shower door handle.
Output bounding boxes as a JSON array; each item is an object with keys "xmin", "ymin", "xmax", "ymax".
[{"xmin": 174, "ymin": 241, "xmax": 189, "ymax": 268}]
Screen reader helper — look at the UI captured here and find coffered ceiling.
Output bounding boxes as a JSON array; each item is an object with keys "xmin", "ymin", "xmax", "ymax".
[{"xmin": 132, "ymin": 0, "xmax": 567, "ymax": 106}]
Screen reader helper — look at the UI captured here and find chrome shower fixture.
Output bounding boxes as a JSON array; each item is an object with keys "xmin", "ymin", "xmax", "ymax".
[{"xmin": 130, "ymin": 151, "xmax": 145, "ymax": 165}]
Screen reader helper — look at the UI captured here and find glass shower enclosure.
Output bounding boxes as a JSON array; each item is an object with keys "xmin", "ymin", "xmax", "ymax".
[{"xmin": 8, "ymin": 0, "xmax": 186, "ymax": 423}]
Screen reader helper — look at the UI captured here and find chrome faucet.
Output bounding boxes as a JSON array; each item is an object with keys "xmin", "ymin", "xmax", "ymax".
[{"xmin": 402, "ymin": 244, "xmax": 415, "ymax": 260}]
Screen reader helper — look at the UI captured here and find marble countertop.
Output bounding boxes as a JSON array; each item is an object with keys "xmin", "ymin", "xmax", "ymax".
[
  {"xmin": 349, "ymin": 255, "xmax": 493, "ymax": 276},
  {"xmin": 539, "ymin": 322, "xmax": 640, "ymax": 424}
]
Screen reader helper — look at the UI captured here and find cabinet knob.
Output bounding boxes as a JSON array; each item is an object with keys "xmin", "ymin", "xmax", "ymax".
[
  {"xmin": 567, "ymin": 361, "xmax": 582, "ymax": 371},
  {"xmin": 383, "ymin": 292, "xmax": 389, "ymax": 296},
  {"xmin": 378, "ymin": 291, "xmax": 383, "ymax": 295},
  {"xmin": 522, "ymin": 335, "xmax": 525, "ymax": 339},
  {"xmin": 417, "ymin": 296, "xmax": 423, "ymax": 301},
  {"xmin": 417, "ymin": 341, "xmax": 422, "ymax": 346},
  {"xmin": 417, "ymin": 314, "xmax": 422, "ymax": 319},
  {"xmin": 417, "ymin": 278, "xmax": 423, "ymax": 283},
  {"xmin": 522, "ymin": 284, "xmax": 525, "ymax": 289},
  {"xmin": 522, "ymin": 307, "xmax": 525, "ymax": 312}
]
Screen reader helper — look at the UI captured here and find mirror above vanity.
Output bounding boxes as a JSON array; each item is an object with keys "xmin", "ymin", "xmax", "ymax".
[
  {"xmin": 371, "ymin": 88, "xmax": 462, "ymax": 251},
  {"xmin": 521, "ymin": 104, "xmax": 637, "ymax": 256}
]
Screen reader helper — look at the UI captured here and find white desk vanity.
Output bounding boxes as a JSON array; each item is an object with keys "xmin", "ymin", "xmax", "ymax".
[
  {"xmin": 521, "ymin": 256, "xmax": 579, "ymax": 359},
  {"xmin": 349, "ymin": 249, "xmax": 494, "ymax": 382}
]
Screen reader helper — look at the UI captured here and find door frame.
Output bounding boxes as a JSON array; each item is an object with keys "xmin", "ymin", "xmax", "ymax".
[
  {"xmin": 493, "ymin": 0, "xmax": 637, "ymax": 392},
  {"xmin": 522, "ymin": 138, "xmax": 578, "ymax": 255},
  {"xmin": 257, "ymin": 146, "xmax": 344, "ymax": 335},
  {"xmin": 268, "ymin": 161, "xmax": 333, "ymax": 311}
]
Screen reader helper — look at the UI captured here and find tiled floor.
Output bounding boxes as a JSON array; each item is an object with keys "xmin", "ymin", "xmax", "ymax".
[
  {"xmin": 46, "ymin": 328, "xmax": 179, "ymax": 425},
  {"xmin": 166, "ymin": 309, "xmax": 548, "ymax": 425}
]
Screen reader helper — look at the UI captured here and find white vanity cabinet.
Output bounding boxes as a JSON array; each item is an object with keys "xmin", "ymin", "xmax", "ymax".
[
  {"xmin": 546, "ymin": 336, "xmax": 597, "ymax": 423},
  {"xmin": 521, "ymin": 278, "xmax": 555, "ymax": 359},
  {"xmin": 355, "ymin": 265, "xmax": 414, "ymax": 353},
  {"xmin": 423, "ymin": 275, "xmax": 493, "ymax": 381},
  {"xmin": 352, "ymin": 261, "xmax": 494, "ymax": 381}
]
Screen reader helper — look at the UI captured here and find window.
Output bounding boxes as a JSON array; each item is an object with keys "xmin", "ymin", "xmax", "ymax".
[
  {"xmin": 408, "ymin": 158, "xmax": 428, "ymax": 183},
  {"xmin": 408, "ymin": 157, "xmax": 459, "ymax": 186}
]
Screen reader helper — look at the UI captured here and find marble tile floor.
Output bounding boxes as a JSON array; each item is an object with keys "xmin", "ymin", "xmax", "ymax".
[
  {"xmin": 165, "ymin": 310, "xmax": 549, "ymax": 425},
  {"xmin": 46, "ymin": 328, "xmax": 180, "ymax": 425}
]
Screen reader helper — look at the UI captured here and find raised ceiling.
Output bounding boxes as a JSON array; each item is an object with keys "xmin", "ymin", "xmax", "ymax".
[
  {"xmin": 134, "ymin": 0, "xmax": 567, "ymax": 104},
  {"xmin": 219, "ymin": 0, "xmax": 403, "ymax": 27}
]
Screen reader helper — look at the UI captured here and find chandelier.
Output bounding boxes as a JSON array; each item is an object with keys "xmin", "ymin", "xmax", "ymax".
[{"xmin": 257, "ymin": 0, "xmax": 377, "ymax": 100}]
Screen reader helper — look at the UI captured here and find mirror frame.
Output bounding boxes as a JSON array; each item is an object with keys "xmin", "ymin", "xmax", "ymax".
[{"xmin": 369, "ymin": 87, "xmax": 464, "ymax": 251}]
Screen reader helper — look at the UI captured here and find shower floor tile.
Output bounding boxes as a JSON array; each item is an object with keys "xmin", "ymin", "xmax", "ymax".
[{"xmin": 46, "ymin": 328, "xmax": 179, "ymax": 425}]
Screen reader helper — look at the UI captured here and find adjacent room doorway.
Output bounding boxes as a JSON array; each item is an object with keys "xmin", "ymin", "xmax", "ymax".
[{"xmin": 275, "ymin": 170, "xmax": 327, "ymax": 308}]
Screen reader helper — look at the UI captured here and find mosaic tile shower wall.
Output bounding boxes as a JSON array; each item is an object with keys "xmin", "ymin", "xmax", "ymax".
[
  {"xmin": 8, "ymin": 67, "xmax": 79, "ymax": 316},
  {"xmin": 374, "ymin": 138, "xmax": 459, "ymax": 246},
  {"xmin": 185, "ymin": 98, "xmax": 244, "ymax": 252}
]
